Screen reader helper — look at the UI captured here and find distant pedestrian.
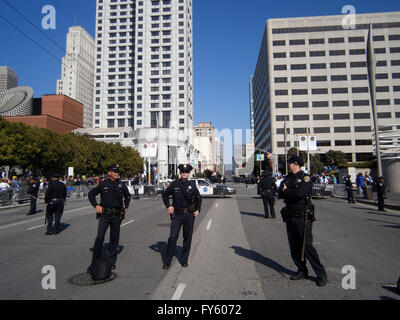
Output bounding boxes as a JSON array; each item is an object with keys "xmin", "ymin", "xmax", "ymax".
[
  {"xmin": 345, "ymin": 176, "xmax": 355, "ymax": 204},
  {"xmin": 375, "ymin": 176, "xmax": 386, "ymax": 212},
  {"xmin": 133, "ymin": 175, "xmax": 140, "ymax": 199},
  {"xmin": 26, "ymin": 177, "xmax": 40, "ymax": 215},
  {"xmin": 258, "ymin": 170, "xmax": 277, "ymax": 219},
  {"xmin": 45, "ymin": 173, "xmax": 67, "ymax": 235}
]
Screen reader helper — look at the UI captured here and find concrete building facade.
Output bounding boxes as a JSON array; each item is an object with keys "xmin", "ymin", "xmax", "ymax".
[
  {"xmin": 252, "ymin": 11, "xmax": 400, "ymax": 167},
  {"xmin": 0, "ymin": 66, "xmax": 18, "ymax": 93},
  {"xmin": 57, "ymin": 26, "xmax": 95, "ymax": 128}
]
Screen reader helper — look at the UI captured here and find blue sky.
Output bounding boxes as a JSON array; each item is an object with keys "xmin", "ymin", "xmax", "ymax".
[{"xmin": 1, "ymin": 0, "xmax": 399, "ymax": 138}]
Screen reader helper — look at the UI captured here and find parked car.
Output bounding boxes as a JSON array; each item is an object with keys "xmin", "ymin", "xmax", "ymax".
[{"xmin": 190, "ymin": 179, "xmax": 235, "ymax": 197}]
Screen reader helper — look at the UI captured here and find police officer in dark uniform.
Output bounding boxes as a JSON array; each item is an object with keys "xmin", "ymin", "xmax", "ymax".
[
  {"xmin": 375, "ymin": 176, "xmax": 386, "ymax": 211},
  {"xmin": 44, "ymin": 173, "xmax": 67, "ymax": 235},
  {"xmin": 26, "ymin": 177, "xmax": 40, "ymax": 216},
  {"xmin": 278, "ymin": 155, "xmax": 327, "ymax": 287},
  {"xmin": 87, "ymin": 164, "xmax": 131, "ymax": 272},
  {"xmin": 345, "ymin": 175, "xmax": 355, "ymax": 204},
  {"xmin": 162, "ymin": 164, "xmax": 202, "ymax": 269},
  {"xmin": 258, "ymin": 170, "xmax": 278, "ymax": 218}
]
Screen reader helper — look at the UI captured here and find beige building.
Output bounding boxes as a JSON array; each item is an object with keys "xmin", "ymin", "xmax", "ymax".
[
  {"xmin": 0, "ymin": 66, "xmax": 18, "ymax": 93},
  {"xmin": 252, "ymin": 11, "xmax": 400, "ymax": 167},
  {"xmin": 57, "ymin": 26, "xmax": 95, "ymax": 128},
  {"xmin": 194, "ymin": 122, "xmax": 215, "ymax": 172}
]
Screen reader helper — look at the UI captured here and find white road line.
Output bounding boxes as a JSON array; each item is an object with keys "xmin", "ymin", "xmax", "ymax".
[
  {"xmin": 215, "ymin": 202, "xmax": 219, "ymax": 208},
  {"xmin": 121, "ymin": 220, "xmax": 135, "ymax": 227},
  {"xmin": 27, "ymin": 224, "xmax": 45, "ymax": 231},
  {"xmin": 206, "ymin": 219, "xmax": 213, "ymax": 230},
  {"xmin": 0, "ymin": 205, "xmax": 92, "ymax": 231},
  {"xmin": 171, "ymin": 283, "xmax": 186, "ymax": 300}
]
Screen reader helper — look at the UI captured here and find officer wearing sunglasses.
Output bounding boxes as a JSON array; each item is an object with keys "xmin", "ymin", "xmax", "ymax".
[{"xmin": 87, "ymin": 164, "xmax": 131, "ymax": 273}]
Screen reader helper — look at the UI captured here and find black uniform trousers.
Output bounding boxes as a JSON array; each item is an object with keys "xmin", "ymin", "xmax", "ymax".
[
  {"xmin": 46, "ymin": 200, "xmax": 64, "ymax": 233},
  {"xmin": 261, "ymin": 191, "xmax": 275, "ymax": 218},
  {"xmin": 91, "ymin": 214, "xmax": 121, "ymax": 267},
  {"xmin": 285, "ymin": 216, "xmax": 325, "ymax": 277},
  {"xmin": 377, "ymin": 195, "xmax": 384, "ymax": 211},
  {"xmin": 165, "ymin": 212, "xmax": 195, "ymax": 265},
  {"xmin": 29, "ymin": 194, "xmax": 38, "ymax": 214},
  {"xmin": 347, "ymin": 189, "xmax": 355, "ymax": 203}
]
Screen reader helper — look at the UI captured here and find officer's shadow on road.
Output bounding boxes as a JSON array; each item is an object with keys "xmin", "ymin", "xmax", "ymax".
[
  {"xmin": 240, "ymin": 211, "xmax": 265, "ymax": 218},
  {"xmin": 230, "ymin": 245, "xmax": 300, "ymax": 279},
  {"xmin": 57, "ymin": 223, "xmax": 71, "ymax": 233},
  {"xmin": 149, "ymin": 241, "xmax": 182, "ymax": 264}
]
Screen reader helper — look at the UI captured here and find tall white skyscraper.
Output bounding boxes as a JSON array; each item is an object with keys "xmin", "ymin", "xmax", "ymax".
[
  {"xmin": 0, "ymin": 66, "xmax": 18, "ymax": 92},
  {"xmin": 57, "ymin": 26, "xmax": 95, "ymax": 128},
  {"xmin": 93, "ymin": 0, "xmax": 194, "ymax": 134}
]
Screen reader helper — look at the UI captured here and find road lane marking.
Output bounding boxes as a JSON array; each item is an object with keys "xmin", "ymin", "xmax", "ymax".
[
  {"xmin": 0, "ymin": 205, "xmax": 92, "ymax": 231},
  {"xmin": 206, "ymin": 219, "xmax": 213, "ymax": 230},
  {"xmin": 171, "ymin": 283, "xmax": 186, "ymax": 300},
  {"xmin": 27, "ymin": 224, "xmax": 45, "ymax": 231},
  {"xmin": 215, "ymin": 202, "xmax": 219, "ymax": 208},
  {"xmin": 121, "ymin": 220, "xmax": 135, "ymax": 227}
]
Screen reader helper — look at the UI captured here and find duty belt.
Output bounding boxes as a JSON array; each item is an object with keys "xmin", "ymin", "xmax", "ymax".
[
  {"xmin": 176, "ymin": 207, "xmax": 194, "ymax": 214},
  {"xmin": 103, "ymin": 207, "xmax": 122, "ymax": 216},
  {"xmin": 287, "ymin": 209, "xmax": 312, "ymax": 217}
]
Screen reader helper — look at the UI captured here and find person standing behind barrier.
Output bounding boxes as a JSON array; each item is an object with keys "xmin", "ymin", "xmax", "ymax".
[
  {"xmin": 258, "ymin": 170, "xmax": 278, "ymax": 219},
  {"xmin": 133, "ymin": 175, "xmax": 140, "ymax": 199},
  {"xmin": 345, "ymin": 176, "xmax": 355, "ymax": 204},
  {"xmin": 26, "ymin": 177, "xmax": 40, "ymax": 216},
  {"xmin": 66, "ymin": 176, "xmax": 74, "ymax": 198},
  {"xmin": 375, "ymin": 177, "xmax": 386, "ymax": 212},
  {"xmin": 45, "ymin": 173, "xmax": 67, "ymax": 235}
]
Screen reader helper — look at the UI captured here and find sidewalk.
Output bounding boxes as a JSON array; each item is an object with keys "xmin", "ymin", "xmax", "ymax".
[{"xmin": 353, "ymin": 191, "xmax": 400, "ymax": 211}]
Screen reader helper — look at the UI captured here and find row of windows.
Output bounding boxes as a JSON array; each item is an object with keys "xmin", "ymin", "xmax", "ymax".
[
  {"xmin": 271, "ymin": 22, "xmax": 400, "ymax": 34},
  {"xmin": 275, "ymin": 112, "xmax": 396, "ymax": 122},
  {"xmin": 275, "ymin": 74, "xmax": 400, "ymax": 85},
  {"xmin": 272, "ymin": 34, "xmax": 400, "ymax": 46},
  {"xmin": 275, "ymin": 87, "xmax": 374, "ymax": 95},
  {"xmin": 276, "ymin": 98, "xmax": 400, "ymax": 108},
  {"xmin": 276, "ymin": 50, "xmax": 400, "ymax": 58},
  {"xmin": 277, "ymin": 140, "xmax": 374, "ymax": 147},
  {"xmin": 275, "ymin": 112, "xmax": 374, "ymax": 120}
]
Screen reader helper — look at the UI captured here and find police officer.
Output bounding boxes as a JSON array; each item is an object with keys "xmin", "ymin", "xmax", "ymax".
[
  {"xmin": 44, "ymin": 173, "xmax": 67, "ymax": 235},
  {"xmin": 26, "ymin": 177, "xmax": 40, "ymax": 216},
  {"xmin": 258, "ymin": 170, "xmax": 278, "ymax": 218},
  {"xmin": 162, "ymin": 164, "xmax": 202, "ymax": 269},
  {"xmin": 87, "ymin": 164, "xmax": 131, "ymax": 272},
  {"xmin": 345, "ymin": 175, "xmax": 355, "ymax": 204},
  {"xmin": 375, "ymin": 176, "xmax": 386, "ymax": 212},
  {"xmin": 278, "ymin": 155, "xmax": 327, "ymax": 287}
]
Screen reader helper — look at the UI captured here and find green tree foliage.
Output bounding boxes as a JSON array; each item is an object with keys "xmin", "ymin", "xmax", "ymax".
[
  {"xmin": 324, "ymin": 150, "xmax": 348, "ymax": 168},
  {"xmin": 310, "ymin": 154, "xmax": 324, "ymax": 174},
  {"xmin": 0, "ymin": 117, "xmax": 143, "ymax": 177}
]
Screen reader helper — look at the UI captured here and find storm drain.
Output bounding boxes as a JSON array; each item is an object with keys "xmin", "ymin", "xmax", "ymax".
[{"xmin": 68, "ymin": 272, "xmax": 117, "ymax": 286}]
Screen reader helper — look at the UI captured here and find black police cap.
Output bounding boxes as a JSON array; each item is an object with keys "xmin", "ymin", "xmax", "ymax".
[
  {"xmin": 287, "ymin": 155, "xmax": 304, "ymax": 167},
  {"xmin": 107, "ymin": 164, "xmax": 120, "ymax": 173},
  {"xmin": 51, "ymin": 172, "xmax": 61, "ymax": 178},
  {"xmin": 178, "ymin": 164, "xmax": 193, "ymax": 173}
]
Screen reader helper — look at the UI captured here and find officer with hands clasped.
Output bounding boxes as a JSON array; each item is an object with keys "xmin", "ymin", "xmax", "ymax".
[
  {"xmin": 87, "ymin": 164, "xmax": 131, "ymax": 273},
  {"xmin": 278, "ymin": 155, "xmax": 328, "ymax": 287},
  {"xmin": 162, "ymin": 164, "xmax": 202, "ymax": 270},
  {"xmin": 44, "ymin": 173, "xmax": 67, "ymax": 235}
]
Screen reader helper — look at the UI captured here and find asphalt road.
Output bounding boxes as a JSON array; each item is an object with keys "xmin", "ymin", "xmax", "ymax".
[{"xmin": 0, "ymin": 184, "xmax": 399, "ymax": 300}]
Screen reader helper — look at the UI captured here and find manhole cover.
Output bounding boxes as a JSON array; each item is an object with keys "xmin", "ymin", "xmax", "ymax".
[{"xmin": 68, "ymin": 272, "xmax": 117, "ymax": 286}]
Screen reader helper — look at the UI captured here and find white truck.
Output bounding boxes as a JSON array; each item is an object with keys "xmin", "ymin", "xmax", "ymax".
[{"xmin": 190, "ymin": 179, "xmax": 235, "ymax": 197}]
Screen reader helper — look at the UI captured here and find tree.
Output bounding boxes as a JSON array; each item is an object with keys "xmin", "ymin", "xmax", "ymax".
[
  {"xmin": 310, "ymin": 154, "xmax": 324, "ymax": 174},
  {"xmin": 325, "ymin": 150, "xmax": 348, "ymax": 168}
]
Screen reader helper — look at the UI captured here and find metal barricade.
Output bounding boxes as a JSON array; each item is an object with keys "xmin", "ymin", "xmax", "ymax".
[{"xmin": 312, "ymin": 184, "xmax": 333, "ymax": 198}]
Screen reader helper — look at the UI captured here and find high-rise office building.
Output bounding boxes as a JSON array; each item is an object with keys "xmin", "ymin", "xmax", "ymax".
[
  {"xmin": 93, "ymin": 0, "xmax": 194, "ymax": 179},
  {"xmin": 194, "ymin": 122, "xmax": 215, "ymax": 172},
  {"xmin": 0, "ymin": 66, "xmax": 18, "ymax": 92},
  {"xmin": 57, "ymin": 26, "xmax": 95, "ymax": 128},
  {"xmin": 253, "ymin": 11, "xmax": 400, "ymax": 166},
  {"xmin": 93, "ymin": 0, "xmax": 193, "ymax": 132}
]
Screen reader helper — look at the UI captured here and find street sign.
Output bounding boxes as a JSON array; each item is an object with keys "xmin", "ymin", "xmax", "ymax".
[
  {"xmin": 299, "ymin": 136, "xmax": 318, "ymax": 151},
  {"xmin": 140, "ymin": 143, "xmax": 158, "ymax": 157},
  {"xmin": 256, "ymin": 154, "xmax": 265, "ymax": 161}
]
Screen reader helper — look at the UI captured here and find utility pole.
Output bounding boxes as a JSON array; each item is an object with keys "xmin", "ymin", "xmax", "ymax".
[{"xmin": 367, "ymin": 22, "xmax": 383, "ymax": 177}]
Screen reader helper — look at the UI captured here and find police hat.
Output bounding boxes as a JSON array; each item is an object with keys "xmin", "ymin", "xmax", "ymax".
[
  {"xmin": 287, "ymin": 155, "xmax": 304, "ymax": 167},
  {"xmin": 107, "ymin": 164, "xmax": 120, "ymax": 173},
  {"xmin": 178, "ymin": 164, "xmax": 193, "ymax": 173},
  {"xmin": 51, "ymin": 172, "xmax": 61, "ymax": 178}
]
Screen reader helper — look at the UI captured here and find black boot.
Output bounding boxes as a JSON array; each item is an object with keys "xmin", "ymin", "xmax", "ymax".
[
  {"xmin": 316, "ymin": 273, "xmax": 328, "ymax": 287},
  {"xmin": 53, "ymin": 222, "xmax": 60, "ymax": 235},
  {"xmin": 290, "ymin": 270, "xmax": 308, "ymax": 280}
]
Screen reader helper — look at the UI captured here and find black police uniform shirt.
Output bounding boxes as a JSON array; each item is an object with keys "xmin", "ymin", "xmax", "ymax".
[
  {"xmin": 88, "ymin": 178, "xmax": 131, "ymax": 209},
  {"xmin": 45, "ymin": 180, "xmax": 67, "ymax": 203},
  {"xmin": 162, "ymin": 179, "xmax": 202, "ymax": 213},
  {"xmin": 27, "ymin": 182, "xmax": 40, "ymax": 196},
  {"xmin": 376, "ymin": 181, "xmax": 386, "ymax": 197},
  {"xmin": 278, "ymin": 170, "xmax": 312, "ymax": 211},
  {"xmin": 259, "ymin": 176, "xmax": 277, "ymax": 194}
]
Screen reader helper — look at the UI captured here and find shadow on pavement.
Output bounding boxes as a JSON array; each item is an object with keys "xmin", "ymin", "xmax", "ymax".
[
  {"xmin": 149, "ymin": 241, "xmax": 182, "ymax": 264},
  {"xmin": 240, "ymin": 211, "xmax": 265, "ymax": 218},
  {"xmin": 366, "ymin": 219, "xmax": 400, "ymax": 229},
  {"xmin": 365, "ymin": 211, "xmax": 400, "ymax": 219},
  {"xmin": 230, "ymin": 245, "xmax": 296, "ymax": 278},
  {"xmin": 57, "ymin": 223, "xmax": 71, "ymax": 234}
]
